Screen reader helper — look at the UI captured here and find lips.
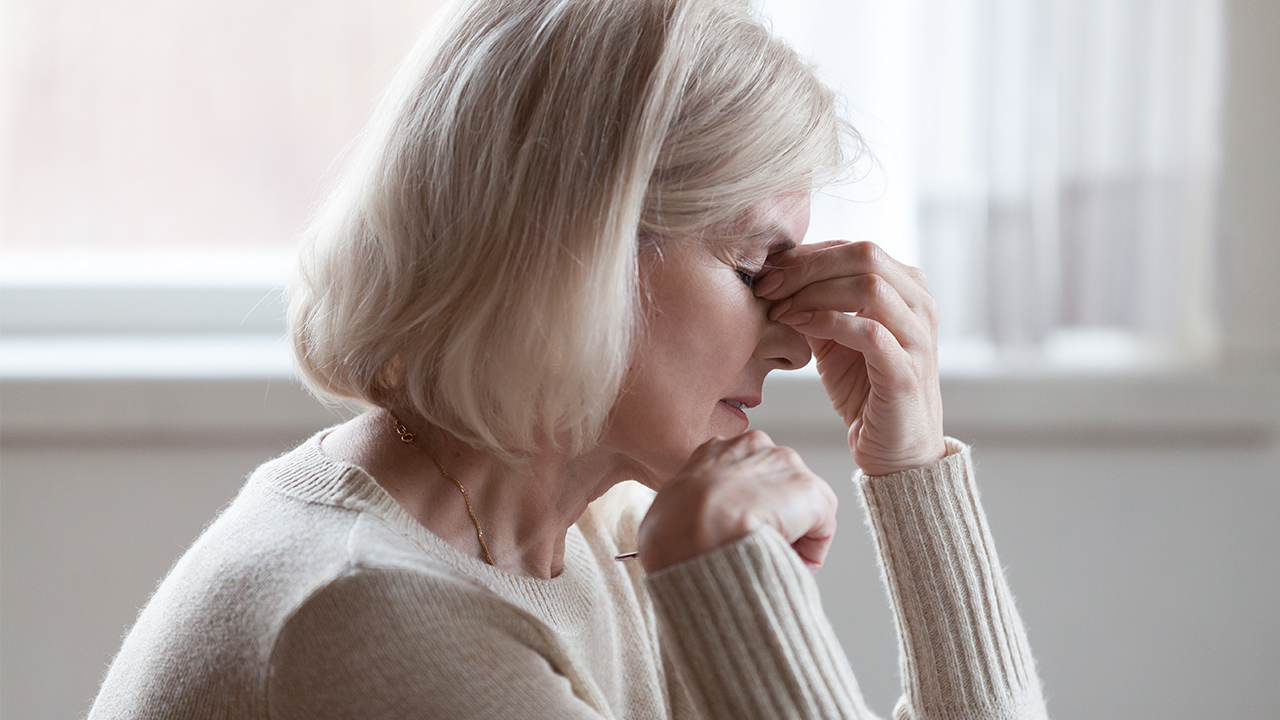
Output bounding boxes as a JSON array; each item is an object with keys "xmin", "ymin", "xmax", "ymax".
[{"xmin": 718, "ymin": 395, "xmax": 761, "ymax": 424}]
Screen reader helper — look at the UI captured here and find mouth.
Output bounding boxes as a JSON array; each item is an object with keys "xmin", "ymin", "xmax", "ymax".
[{"xmin": 718, "ymin": 396, "xmax": 761, "ymax": 424}]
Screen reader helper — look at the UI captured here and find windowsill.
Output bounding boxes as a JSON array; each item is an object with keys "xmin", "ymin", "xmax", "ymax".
[
  {"xmin": 0, "ymin": 334, "xmax": 294, "ymax": 378},
  {"xmin": 3, "ymin": 334, "xmax": 1277, "ymax": 447},
  {"xmin": 763, "ymin": 367, "xmax": 1280, "ymax": 447}
]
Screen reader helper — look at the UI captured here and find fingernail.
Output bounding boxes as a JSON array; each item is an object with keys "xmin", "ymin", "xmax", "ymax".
[
  {"xmin": 778, "ymin": 311, "xmax": 813, "ymax": 325},
  {"xmin": 768, "ymin": 298, "xmax": 792, "ymax": 321},
  {"xmin": 754, "ymin": 271, "xmax": 784, "ymax": 296}
]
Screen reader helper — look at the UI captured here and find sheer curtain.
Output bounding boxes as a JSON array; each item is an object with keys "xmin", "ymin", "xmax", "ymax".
[{"xmin": 757, "ymin": 0, "xmax": 1223, "ymax": 370}]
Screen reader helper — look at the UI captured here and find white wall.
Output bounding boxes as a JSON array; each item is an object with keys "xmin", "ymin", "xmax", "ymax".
[
  {"xmin": 2, "ymin": 0, "xmax": 1277, "ymax": 717},
  {"xmin": 789, "ymin": 434, "xmax": 1280, "ymax": 719},
  {"xmin": 3, "ymin": 376, "xmax": 1278, "ymax": 720},
  {"xmin": 1, "ymin": 441, "xmax": 292, "ymax": 719},
  {"xmin": 1222, "ymin": 0, "xmax": 1280, "ymax": 370}
]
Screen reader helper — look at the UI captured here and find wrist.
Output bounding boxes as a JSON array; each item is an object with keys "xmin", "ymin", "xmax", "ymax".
[{"xmin": 854, "ymin": 438, "xmax": 948, "ymax": 477}]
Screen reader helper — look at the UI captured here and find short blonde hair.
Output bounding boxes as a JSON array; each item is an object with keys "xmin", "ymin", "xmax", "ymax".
[{"xmin": 288, "ymin": 0, "xmax": 858, "ymax": 460}]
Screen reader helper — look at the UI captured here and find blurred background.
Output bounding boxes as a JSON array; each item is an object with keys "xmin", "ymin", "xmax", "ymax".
[{"xmin": 1, "ymin": 0, "xmax": 1277, "ymax": 718}]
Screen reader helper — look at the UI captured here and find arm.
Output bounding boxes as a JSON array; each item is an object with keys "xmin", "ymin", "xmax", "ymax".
[
  {"xmin": 860, "ymin": 439, "xmax": 1046, "ymax": 720},
  {"xmin": 639, "ymin": 241, "xmax": 1046, "ymax": 719},
  {"xmin": 646, "ymin": 525, "xmax": 879, "ymax": 720},
  {"xmin": 641, "ymin": 442, "xmax": 1045, "ymax": 720}
]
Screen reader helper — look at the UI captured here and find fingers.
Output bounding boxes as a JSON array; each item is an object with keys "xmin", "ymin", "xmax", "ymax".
[
  {"xmin": 767, "ymin": 273, "xmax": 933, "ymax": 351},
  {"xmin": 781, "ymin": 471, "xmax": 839, "ymax": 571},
  {"xmin": 755, "ymin": 241, "xmax": 936, "ymax": 323},
  {"xmin": 640, "ymin": 436, "xmax": 839, "ymax": 573},
  {"xmin": 753, "ymin": 243, "xmax": 946, "ymax": 479},
  {"xmin": 738, "ymin": 445, "xmax": 838, "ymax": 570},
  {"xmin": 782, "ymin": 311, "xmax": 917, "ymax": 387}
]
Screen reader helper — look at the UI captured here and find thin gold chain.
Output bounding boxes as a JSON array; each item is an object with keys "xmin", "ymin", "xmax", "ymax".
[{"xmin": 388, "ymin": 412, "xmax": 494, "ymax": 566}]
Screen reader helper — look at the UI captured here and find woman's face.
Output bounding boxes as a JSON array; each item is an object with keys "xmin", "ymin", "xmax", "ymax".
[{"xmin": 604, "ymin": 193, "xmax": 813, "ymax": 485}]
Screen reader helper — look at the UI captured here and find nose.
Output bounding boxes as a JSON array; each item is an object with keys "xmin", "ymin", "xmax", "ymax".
[{"xmin": 755, "ymin": 310, "xmax": 812, "ymax": 370}]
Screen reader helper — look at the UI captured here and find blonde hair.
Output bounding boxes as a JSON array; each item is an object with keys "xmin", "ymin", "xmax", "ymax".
[{"xmin": 288, "ymin": 0, "xmax": 858, "ymax": 460}]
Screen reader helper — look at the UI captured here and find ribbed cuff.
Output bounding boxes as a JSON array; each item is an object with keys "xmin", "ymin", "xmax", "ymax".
[
  {"xmin": 859, "ymin": 438, "xmax": 1046, "ymax": 720},
  {"xmin": 644, "ymin": 527, "xmax": 872, "ymax": 720}
]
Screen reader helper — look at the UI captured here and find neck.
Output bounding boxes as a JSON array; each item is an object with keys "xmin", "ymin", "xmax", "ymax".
[{"xmin": 322, "ymin": 409, "xmax": 640, "ymax": 579}]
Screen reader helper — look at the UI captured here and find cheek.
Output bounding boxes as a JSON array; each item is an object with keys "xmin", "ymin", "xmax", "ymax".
[
  {"xmin": 646, "ymin": 278, "xmax": 753, "ymax": 394},
  {"xmin": 616, "ymin": 294, "xmax": 756, "ymax": 454},
  {"xmin": 610, "ymin": 246, "xmax": 766, "ymax": 475}
]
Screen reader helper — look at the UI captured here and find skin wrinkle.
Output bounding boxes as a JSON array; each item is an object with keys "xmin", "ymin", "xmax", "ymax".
[
  {"xmin": 91, "ymin": 0, "xmax": 1043, "ymax": 713},
  {"xmin": 612, "ymin": 193, "xmax": 813, "ymax": 482},
  {"xmin": 301, "ymin": 187, "xmax": 1036, "ymax": 716}
]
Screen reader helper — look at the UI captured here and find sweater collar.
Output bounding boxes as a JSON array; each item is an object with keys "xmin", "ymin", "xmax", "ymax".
[{"xmin": 251, "ymin": 427, "xmax": 606, "ymax": 637}]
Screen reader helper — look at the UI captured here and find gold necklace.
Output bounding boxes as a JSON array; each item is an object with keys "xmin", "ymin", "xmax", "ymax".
[{"xmin": 388, "ymin": 412, "xmax": 494, "ymax": 566}]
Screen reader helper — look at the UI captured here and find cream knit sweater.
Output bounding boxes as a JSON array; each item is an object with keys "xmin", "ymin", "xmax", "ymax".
[{"xmin": 88, "ymin": 432, "xmax": 1047, "ymax": 719}]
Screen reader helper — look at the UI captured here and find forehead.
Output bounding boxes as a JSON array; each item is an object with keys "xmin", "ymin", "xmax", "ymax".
[{"xmin": 709, "ymin": 193, "xmax": 810, "ymax": 253}]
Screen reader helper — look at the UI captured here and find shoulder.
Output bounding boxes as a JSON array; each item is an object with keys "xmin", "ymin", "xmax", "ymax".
[
  {"xmin": 266, "ymin": 559, "xmax": 601, "ymax": 718},
  {"xmin": 89, "ymin": 438, "xmax": 370, "ymax": 717},
  {"xmin": 264, "ymin": 494, "xmax": 657, "ymax": 718}
]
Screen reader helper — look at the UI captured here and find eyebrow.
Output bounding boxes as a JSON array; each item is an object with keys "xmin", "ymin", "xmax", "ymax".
[
  {"xmin": 713, "ymin": 217, "xmax": 801, "ymax": 256},
  {"xmin": 770, "ymin": 236, "xmax": 798, "ymax": 254},
  {"xmin": 744, "ymin": 225, "xmax": 798, "ymax": 254}
]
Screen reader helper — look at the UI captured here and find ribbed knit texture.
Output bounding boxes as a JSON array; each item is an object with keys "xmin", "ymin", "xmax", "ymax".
[
  {"xmin": 87, "ymin": 431, "xmax": 1047, "ymax": 720},
  {"xmin": 858, "ymin": 438, "xmax": 1048, "ymax": 720},
  {"xmin": 644, "ymin": 526, "xmax": 877, "ymax": 720},
  {"xmin": 642, "ymin": 438, "xmax": 1046, "ymax": 720}
]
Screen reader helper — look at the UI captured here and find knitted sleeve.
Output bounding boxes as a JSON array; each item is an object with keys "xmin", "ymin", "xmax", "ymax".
[{"xmin": 644, "ymin": 438, "xmax": 1048, "ymax": 720}]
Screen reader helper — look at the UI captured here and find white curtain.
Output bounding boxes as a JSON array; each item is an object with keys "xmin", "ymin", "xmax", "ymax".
[{"xmin": 757, "ymin": 0, "xmax": 1223, "ymax": 367}]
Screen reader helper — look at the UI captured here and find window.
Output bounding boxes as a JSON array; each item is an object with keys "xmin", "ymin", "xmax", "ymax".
[
  {"xmin": 0, "ymin": 0, "xmax": 1244, "ymax": 382},
  {"xmin": 1, "ymin": 0, "xmax": 449, "ymax": 376},
  {"xmin": 759, "ymin": 0, "xmax": 1225, "ymax": 373}
]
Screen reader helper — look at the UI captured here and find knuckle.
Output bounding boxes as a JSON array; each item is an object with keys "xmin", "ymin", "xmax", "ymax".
[
  {"xmin": 920, "ymin": 293, "xmax": 940, "ymax": 321},
  {"xmin": 851, "ymin": 241, "xmax": 882, "ymax": 265},
  {"xmin": 772, "ymin": 445, "xmax": 803, "ymax": 465},
  {"xmin": 811, "ymin": 479, "xmax": 838, "ymax": 509},
  {"xmin": 860, "ymin": 319, "xmax": 889, "ymax": 346},
  {"xmin": 868, "ymin": 274, "xmax": 892, "ymax": 302},
  {"xmin": 906, "ymin": 265, "xmax": 929, "ymax": 287},
  {"xmin": 852, "ymin": 273, "xmax": 883, "ymax": 300}
]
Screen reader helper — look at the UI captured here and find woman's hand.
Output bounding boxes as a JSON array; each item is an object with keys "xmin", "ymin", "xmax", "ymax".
[
  {"xmin": 637, "ymin": 431, "xmax": 838, "ymax": 574},
  {"xmin": 754, "ymin": 241, "xmax": 946, "ymax": 477}
]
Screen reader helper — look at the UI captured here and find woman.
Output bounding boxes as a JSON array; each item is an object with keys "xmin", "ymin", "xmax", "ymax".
[{"xmin": 90, "ymin": 0, "xmax": 1047, "ymax": 718}]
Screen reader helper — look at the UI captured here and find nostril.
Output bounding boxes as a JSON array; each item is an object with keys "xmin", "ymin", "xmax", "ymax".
[
  {"xmin": 771, "ymin": 343, "xmax": 812, "ymax": 371},
  {"xmin": 757, "ymin": 308, "xmax": 813, "ymax": 370}
]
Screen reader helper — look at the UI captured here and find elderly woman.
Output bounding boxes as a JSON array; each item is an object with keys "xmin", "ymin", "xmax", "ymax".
[{"xmin": 90, "ymin": 0, "xmax": 1047, "ymax": 718}]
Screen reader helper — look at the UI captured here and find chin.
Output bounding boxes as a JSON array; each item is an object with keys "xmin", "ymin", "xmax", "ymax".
[
  {"xmin": 612, "ymin": 414, "xmax": 738, "ymax": 489},
  {"xmin": 628, "ymin": 435, "xmax": 705, "ymax": 490}
]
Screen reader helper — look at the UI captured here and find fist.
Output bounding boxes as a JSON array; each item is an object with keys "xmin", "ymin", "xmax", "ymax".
[{"xmin": 638, "ymin": 431, "xmax": 838, "ymax": 573}]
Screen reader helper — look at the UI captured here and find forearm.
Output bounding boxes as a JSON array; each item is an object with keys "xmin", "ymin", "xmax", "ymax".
[
  {"xmin": 645, "ymin": 527, "xmax": 879, "ymax": 720},
  {"xmin": 859, "ymin": 438, "xmax": 1047, "ymax": 720}
]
